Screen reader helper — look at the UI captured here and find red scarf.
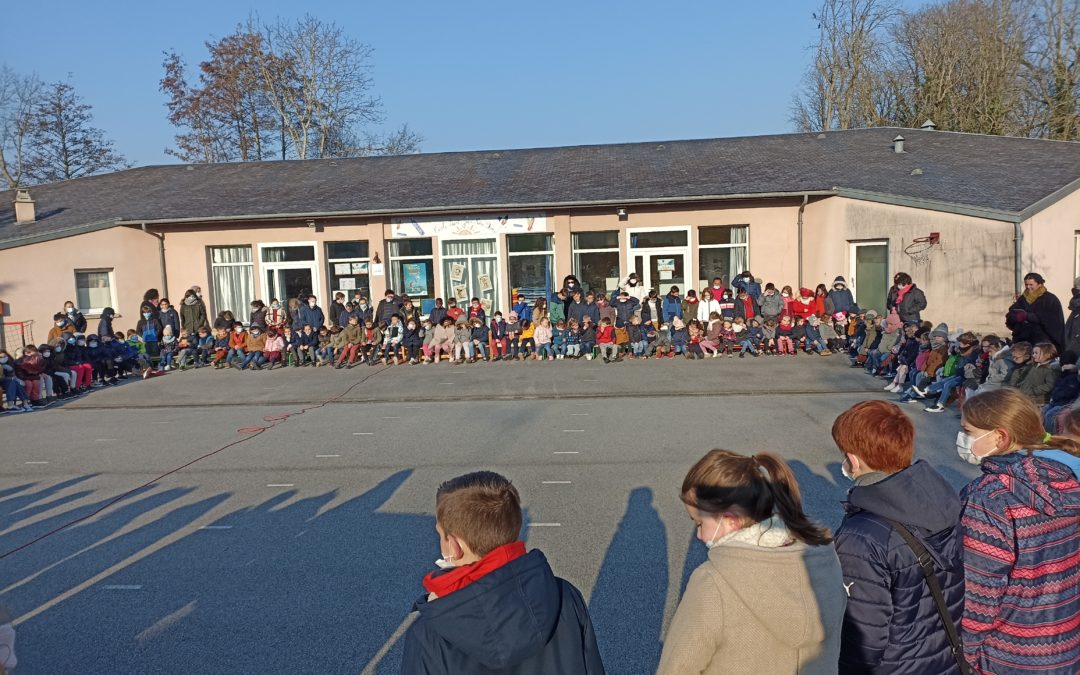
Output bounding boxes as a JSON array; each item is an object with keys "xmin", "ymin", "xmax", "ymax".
[
  {"xmin": 895, "ymin": 284, "xmax": 912, "ymax": 304},
  {"xmin": 423, "ymin": 541, "xmax": 526, "ymax": 599}
]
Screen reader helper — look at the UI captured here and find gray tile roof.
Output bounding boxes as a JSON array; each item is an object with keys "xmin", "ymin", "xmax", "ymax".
[{"xmin": 2, "ymin": 126, "xmax": 1079, "ymax": 248}]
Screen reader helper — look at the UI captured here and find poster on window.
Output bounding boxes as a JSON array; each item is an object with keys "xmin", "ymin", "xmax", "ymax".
[
  {"xmin": 334, "ymin": 263, "xmax": 352, "ymax": 275},
  {"xmin": 339, "ymin": 277, "xmax": 356, "ymax": 290},
  {"xmin": 477, "ymin": 274, "xmax": 493, "ymax": 293},
  {"xmin": 403, "ymin": 264, "xmax": 427, "ymax": 296},
  {"xmin": 657, "ymin": 258, "xmax": 676, "ymax": 273},
  {"xmin": 351, "ymin": 262, "xmax": 368, "ymax": 274},
  {"xmin": 453, "ymin": 284, "xmax": 469, "ymax": 302},
  {"xmin": 480, "ymin": 298, "xmax": 492, "ymax": 313},
  {"xmin": 449, "ymin": 262, "xmax": 466, "ymax": 282}
]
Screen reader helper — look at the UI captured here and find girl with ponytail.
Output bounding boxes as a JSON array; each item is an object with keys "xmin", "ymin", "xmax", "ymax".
[
  {"xmin": 657, "ymin": 449, "xmax": 845, "ymax": 675},
  {"xmin": 958, "ymin": 388, "xmax": 1080, "ymax": 674}
]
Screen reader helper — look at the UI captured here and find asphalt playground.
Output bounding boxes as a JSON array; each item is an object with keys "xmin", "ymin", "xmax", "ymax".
[{"xmin": 0, "ymin": 355, "xmax": 981, "ymax": 674}]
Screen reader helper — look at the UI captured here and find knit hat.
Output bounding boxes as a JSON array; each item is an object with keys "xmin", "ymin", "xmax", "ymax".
[
  {"xmin": 865, "ymin": 310, "xmax": 879, "ymax": 320},
  {"xmin": 832, "ymin": 276, "xmax": 847, "ymax": 288},
  {"xmin": 799, "ymin": 287, "xmax": 813, "ymax": 298},
  {"xmin": 930, "ymin": 323, "xmax": 949, "ymax": 340}
]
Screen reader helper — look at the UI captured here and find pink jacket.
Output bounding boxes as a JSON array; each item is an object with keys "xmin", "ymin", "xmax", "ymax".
[
  {"xmin": 263, "ymin": 335, "xmax": 285, "ymax": 353},
  {"xmin": 534, "ymin": 325, "xmax": 553, "ymax": 345}
]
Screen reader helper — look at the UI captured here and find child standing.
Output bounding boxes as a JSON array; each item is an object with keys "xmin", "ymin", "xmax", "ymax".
[
  {"xmin": 400, "ymin": 471, "xmax": 605, "ymax": 674},
  {"xmin": 535, "ymin": 317, "xmax": 554, "ymax": 361}
]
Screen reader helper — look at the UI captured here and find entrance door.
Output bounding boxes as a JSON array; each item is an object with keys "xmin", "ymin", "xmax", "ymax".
[
  {"xmin": 259, "ymin": 243, "xmax": 320, "ymax": 304},
  {"xmin": 442, "ymin": 239, "xmax": 499, "ymax": 314},
  {"xmin": 850, "ymin": 241, "xmax": 889, "ymax": 315},
  {"xmin": 634, "ymin": 252, "xmax": 688, "ymax": 293}
]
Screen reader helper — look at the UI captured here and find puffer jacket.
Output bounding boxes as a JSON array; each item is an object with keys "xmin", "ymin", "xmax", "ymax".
[
  {"xmin": 835, "ymin": 461, "xmax": 965, "ymax": 674},
  {"xmin": 759, "ymin": 291, "xmax": 784, "ymax": 319},
  {"xmin": 1017, "ymin": 360, "xmax": 1060, "ymax": 403},
  {"xmin": 961, "ymin": 450, "xmax": 1080, "ymax": 674},
  {"xmin": 887, "ymin": 284, "xmax": 928, "ymax": 324}
]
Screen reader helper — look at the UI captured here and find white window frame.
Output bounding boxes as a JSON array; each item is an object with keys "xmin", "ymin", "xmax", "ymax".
[
  {"xmin": 572, "ymin": 231, "xmax": 621, "ymax": 295},
  {"xmin": 256, "ymin": 241, "xmax": 321, "ymax": 304},
  {"xmin": 387, "ymin": 237, "xmax": 436, "ymax": 300},
  {"xmin": 208, "ymin": 245, "xmax": 255, "ymax": 318},
  {"xmin": 697, "ymin": 224, "xmax": 750, "ymax": 286},
  {"xmin": 626, "ymin": 226, "xmax": 692, "ymax": 292},
  {"xmin": 74, "ymin": 268, "xmax": 117, "ymax": 316},
  {"xmin": 1074, "ymin": 231, "xmax": 1080, "ymax": 278},
  {"xmin": 848, "ymin": 239, "xmax": 890, "ymax": 303},
  {"xmin": 325, "ymin": 241, "xmax": 371, "ymax": 300}
]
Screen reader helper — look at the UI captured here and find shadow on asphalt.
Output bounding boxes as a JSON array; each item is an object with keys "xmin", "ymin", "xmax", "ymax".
[{"xmin": 7, "ymin": 470, "xmax": 438, "ymax": 674}]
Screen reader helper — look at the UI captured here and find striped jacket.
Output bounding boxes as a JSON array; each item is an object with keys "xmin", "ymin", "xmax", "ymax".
[{"xmin": 960, "ymin": 450, "xmax": 1080, "ymax": 674}]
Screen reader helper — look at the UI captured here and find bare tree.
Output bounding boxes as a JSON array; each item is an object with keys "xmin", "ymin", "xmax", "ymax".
[
  {"xmin": 791, "ymin": 0, "xmax": 897, "ymax": 131},
  {"xmin": 0, "ymin": 66, "xmax": 42, "ymax": 189},
  {"xmin": 255, "ymin": 15, "xmax": 383, "ymax": 160},
  {"xmin": 23, "ymin": 80, "xmax": 129, "ymax": 184},
  {"xmin": 1024, "ymin": 0, "xmax": 1080, "ymax": 139}
]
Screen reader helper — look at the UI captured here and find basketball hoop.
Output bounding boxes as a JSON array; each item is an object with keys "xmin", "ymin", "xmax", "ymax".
[{"xmin": 904, "ymin": 236, "xmax": 938, "ymax": 267}]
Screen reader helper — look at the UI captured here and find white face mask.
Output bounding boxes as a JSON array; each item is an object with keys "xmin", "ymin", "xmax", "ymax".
[
  {"xmin": 704, "ymin": 520, "xmax": 726, "ymax": 550},
  {"xmin": 434, "ymin": 555, "xmax": 457, "ymax": 569},
  {"xmin": 956, "ymin": 430, "xmax": 995, "ymax": 464},
  {"xmin": 841, "ymin": 457, "xmax": 855, "ymax": 481}
]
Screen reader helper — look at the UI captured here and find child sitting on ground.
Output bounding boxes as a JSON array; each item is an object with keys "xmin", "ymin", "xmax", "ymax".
[{"xmin": 401, "ymin": 471, "xmax": 605, "ymax": 674}]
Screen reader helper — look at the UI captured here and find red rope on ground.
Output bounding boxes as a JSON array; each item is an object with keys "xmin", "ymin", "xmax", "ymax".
[{"xmin": 0, "ymin": 365, "xmax": 388, "ymax": 560}]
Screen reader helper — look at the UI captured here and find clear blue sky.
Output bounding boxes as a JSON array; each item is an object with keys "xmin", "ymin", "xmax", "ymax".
[{"xmin": 3, "ymin": 1, "xmax": 878, "ymax": 167}]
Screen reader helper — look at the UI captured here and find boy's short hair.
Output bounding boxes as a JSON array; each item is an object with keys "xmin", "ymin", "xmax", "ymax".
[
  {"xmin": 1011, "ymin": 341, "xmax": 1032, "ymax": 357},
  {"xmin": 832, "ymin": 400, "xmax": 913, "ymax": 472},
  {"xmin": 436, "ymin": 471, "xmax": 522, "ymax": 557}
]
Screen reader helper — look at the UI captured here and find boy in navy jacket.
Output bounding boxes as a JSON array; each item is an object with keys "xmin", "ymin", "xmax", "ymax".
[{"xmin": 402, "ymin": 472, "xmax": 605, "ymax": 675}]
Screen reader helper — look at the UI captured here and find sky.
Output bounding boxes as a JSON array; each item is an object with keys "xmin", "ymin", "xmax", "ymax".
[{"xmin": 2, "ymin": 1, "xmax": 893, "ymax": 167}]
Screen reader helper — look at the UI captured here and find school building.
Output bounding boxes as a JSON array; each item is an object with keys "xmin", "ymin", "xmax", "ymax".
[{"xmin": 2, "ymin": 125, "xmax": 1080, "ymax": 342}]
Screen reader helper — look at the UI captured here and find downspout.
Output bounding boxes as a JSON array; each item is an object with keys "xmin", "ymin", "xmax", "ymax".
[
  {"xmin": 1013, "ymin": 220, "xmax": 1024, "ymax": 296},
  {"xmin": 141, "ymin": 223, "xmax": 169, "ymax": 299},
  {"xmin": 797, "ymin": 194, "xmax": 808, "ymax": 288}
]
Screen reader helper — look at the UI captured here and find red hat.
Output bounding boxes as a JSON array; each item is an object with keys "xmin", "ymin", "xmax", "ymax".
[{"xmin": 799, "ymin": 287, "xmax": 813, "ymax": 297}]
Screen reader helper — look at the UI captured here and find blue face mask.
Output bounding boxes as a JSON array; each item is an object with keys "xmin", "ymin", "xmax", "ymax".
[
  {"xmin": 89, "ymin": 343, "xmax": 99, "ymax": 349},
  {"xmin": 143, "ymin": 312, "xmax": 152, "ymax": 319},
  {"xmin": 67, "ymin": 338, "xmax": 76, "ymax": 345}
]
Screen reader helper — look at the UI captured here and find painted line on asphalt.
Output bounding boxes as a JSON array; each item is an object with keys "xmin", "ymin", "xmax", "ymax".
[
  {"xmin": 24, "ymin": 461, "xmax": 49, "ymax": 465},
  {"xmin": 527, "ymin": 523, "xmax": 562, "ymax": 527},
  {"xmin": 582, "ymin": 379, "xmax": 600, "ymax": 382},
  {"xmin": 382, "ymin": 416, "xmax": 401, "ymax": 419},
  {"xmin": 266, "ymin": 484, "xmax": 294, "ymax": 488},
  {"xmin": 570, "ymin": 413, "xmax": 589, "ymax": 416},
  {"xmin": 198, "ymin": 526, "xmax": 233, "ymax": 530},
  {"xmin": 102, "ymin": 584, "xmax": 142, "ymax": 590},
  {"xmin": 403, "ymin": 405, "xmax": 423, "ymax": 409},
  {"xmin": 553, "ymin": 451, "xmax": 580, "ymax": 454},
  {"xmin": 542, "ymin": 481, "xmax": 572, "ymax": 484},
  {"xmin": 353, "ymin": 432, "xmax": 374, "ymax": 435},
  {"xmin": 438, "ymin": 382, "xmax": 454, "ymax": 385},
  {"xmin": 95, "ymin": 438, "xmax": 117, "ymax": 442},
  {"xmin": 315, "ymin": 454, "xmax": 340, "ymax": 458},
  {"xmin": 562, "ymin": 429, "xmax": 585, "ymax": 433}
]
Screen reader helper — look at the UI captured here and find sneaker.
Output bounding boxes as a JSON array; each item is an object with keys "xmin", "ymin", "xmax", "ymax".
[
  {"xmin": 924, "ymin": 404, "xmax": 946, "ymax": 413},
  {"xmin": 883, "ymin": 382, "xmax": 896, "ymax": 391},
  {"xmin": 586, "ymin": 354, "xmax": 593, "ymax": 360},
  {"xmin": 739, "ymin": 352, "xmax": 745, "ymax": 359},
  {"xmin": 22, "ymin": 404, "xmax": 34, "ymax": 412}
]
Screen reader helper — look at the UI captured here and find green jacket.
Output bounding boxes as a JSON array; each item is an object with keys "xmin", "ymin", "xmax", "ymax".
[
  {"xmin": 1016, "ymin": 362, "xmax": 1060, "ymax": 404},
  {"xmin": 549, "ymin": 301, "xmax": 566, "ymax": 325}
]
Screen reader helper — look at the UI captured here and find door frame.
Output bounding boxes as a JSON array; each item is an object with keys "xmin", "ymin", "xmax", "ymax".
[
  {"xmin": 626, "ymin": 226, "xmax": 692, "ymax": 293},
  {"xmin": 256, "ymin": 241, "xmax": 321, "ymax": 303},
  {"xmin": 440, "ymin": 237, "xmax": 500, "ymax": 312},
  {"xmin": 848, "ymin": 239, "xmax": 889, "ymax": 309}
]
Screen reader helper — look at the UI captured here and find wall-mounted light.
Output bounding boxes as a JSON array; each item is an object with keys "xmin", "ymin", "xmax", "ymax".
[{"xmin": 617, "ymin": 207, "xmax": 628, "ymax": 221}]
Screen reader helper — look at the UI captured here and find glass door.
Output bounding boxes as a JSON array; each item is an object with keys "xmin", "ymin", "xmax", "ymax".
[
  {"xmin": 442, "ymin": 239, "xmax": 498, "ymax": 314},
  {"xmin": 259, "ymin": 244, "xmax": 319, "ymax": 304},
  {"xmin": 850, "ymin": 241, "xmax": 889, "ymax": 314},
  {"xmin": 634, "ymin": 252, "xmax": 687, "ymax": 293},
  {"xmin": 265, "ymin": 267, "xmax": 315, "ymax": 304}
]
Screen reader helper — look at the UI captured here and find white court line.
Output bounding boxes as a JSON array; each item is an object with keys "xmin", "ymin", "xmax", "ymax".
[
  {"xmin": 102, "ymin": 584, "xmax": 142, "ymax": 590},
  {"xmin": 438, "ymin": 382, "xmax": 454, "ymax": 385},
  {"xmin": 198, "ymin": 526, "xmax": 233, "ymax": 530},
  {"xmin": 553, "ymin": 451, "xmax": 580, "ymax": 454},
  {"xmin": 353, "ymin": 432, "xmax": 374, "ymax": 435},
  {"xmin": 266, "ymin": 484, "xmax": 294, "ymax": 488},
  {"xmin": 582, "ymin": 379, "xmax": 600, "ymax": 382},
  {"xmin": 24, "ymin": 461, "xmax": 49, "ymax": 465},
  {"xmin": 563, "ymin": 429, "xmax": 585, "ymax": 433},
  {"xmin": 315, "ymin": 454, "xmax": 340, "ymax": 458},
  {"xmin": 570, "ymin": 413, "xmax": 589, "ymax": 416},
  {"xmin": 403, "ymin": 406, "xmax": 423, "ymax": 409},
  {"xmin": 382, "ymin": 416, "xmax": 401, "ymax": 419},
  {"xmin": 542, "ymin": 481, "xmax": 572, "ymax": 484},
  {"xmin": 528, "ymin": 523, "xmax": 562, "ymax": 527},
  {"xmin": 95, "ymin": 438, "xmax": 117, "ymax": 442}
]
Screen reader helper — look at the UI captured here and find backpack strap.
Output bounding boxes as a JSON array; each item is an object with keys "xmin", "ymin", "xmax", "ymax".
[{"xmin": 884, "ymin": 518, "xmax": 972, "ymax": 675}]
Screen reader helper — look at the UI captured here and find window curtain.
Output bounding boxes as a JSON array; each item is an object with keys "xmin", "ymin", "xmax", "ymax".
[
  {"xmin": 210, "ymin": 246, "xmax": 254, "ymax": 317},
  {"xmin": 442, "ymin": 239, "xmax": 496, "ymax": 256},
  {"xmin": 730, "ymin": 227, "xmax": 749, "ymax": 275}
]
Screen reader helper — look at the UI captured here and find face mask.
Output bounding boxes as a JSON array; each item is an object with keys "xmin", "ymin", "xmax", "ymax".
[
  {"xmin": 704, "ymin": 521, "xmax": 726, "ymax": 550},
  {"xmin": 56, "ymin": 321, "xmax": 65, "ymax": 327},
  {"xmin": 235, "ymin": 327, "xmax": 243, "ymax": 333},
  {"xmin": 251, "ymin": 332, "xmax": 260, "ymax": 337},
  {"xmin": 143, "ymin": 312, "xmax": 152, "ymax": 319},
  {"xmin": 713, "ymin": 283, "xmax": 721, "ymax": 288},
  {"xmin": 434, "ymin": 555, "xmax": 457, "ymax": 570},
  {"xmin": 841, "ymin": 458, "xmax": 855, "ymax": 481},
  {"xmin": 77, "ymin": 340, "xmax": 86, "ymax": 347},
  {"xmin": 359, "ymin": 303, "xmax": 367, "ymax": 309},
  {"xmin": 89, "ymin": 343, "xmax": 99, "ymax": 349},
  {"xmin": 0, "ymin": 357, "xmax": 7, "ymax": 364},
  {"xmin": 272, "ymin": 303, "xmax": 280, "ymax": 309},
  {"xmin": 956, "ymin": 430, "xmax": 995, "ymax": 464},
  {"xmin": 67, "ymin": 338, "xmax": 76, "ymax": 345},
  {"xmin": 782, "ymin": 293, "xmax": 790, "ymax": 298},
  {"xmin": 66, "ymin": 307, "xmax": 75, "ymax": 314},
  {"xmin": 43, "ymin": 351, "xmax": 51, "ymax": 357}
]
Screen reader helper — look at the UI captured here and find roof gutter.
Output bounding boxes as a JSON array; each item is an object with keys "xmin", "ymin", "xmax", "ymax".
[
  {"xmin": 798, "ymin": 194, "xmax": 808, "ymax": 288},
  {"xmin": 1014, "ymin": 221, "xmax": 1024, "ymax": 295},
  {"xmin": 140, "ymin": 223, "xmax": 168, "ymax": 299},
  {"xmin": 113, "ymin": 191, "xmax": 838, "ymax": 227}
]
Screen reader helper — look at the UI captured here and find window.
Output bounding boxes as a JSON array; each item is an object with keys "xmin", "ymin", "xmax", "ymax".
[
  {"xmin": 388, "ymin": 238, "xmax": 434, "ymax": 301},
  {"xmin": 573, "ymin": 231, "xmax": 620, "ymax": 295},
  {"xmin": 698, "ymin": 225, "xmax": 748, "ymax": 290},
  {"xmin": 209, "ymin": 246, "xmax": 255, "ymax": 318},
  {"xmin": 326, "ymin": 241, "xmax": 370, "ymax": 301},
  {"xmin": 443, "ymin": 239, "xmax": 499, "ymax": 314},
  {"xmin": 260, "ymin": 245, "xmax": 315, "ymax": 263},
  {"xmin": 508, "ymin": 234, "xmax": 554, "ymax": 304},
  {"xmin": 75, "ymin": 269, "xmax": 115, "ymax": 314},
  {"xmin": 630, "ymin": 230, "xmax": 688, "ymax": 248}
]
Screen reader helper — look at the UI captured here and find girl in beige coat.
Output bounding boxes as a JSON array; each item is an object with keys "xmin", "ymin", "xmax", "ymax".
[{"xmin": 658, "ymin": 449, "xmax": 847, "ymax": 675}]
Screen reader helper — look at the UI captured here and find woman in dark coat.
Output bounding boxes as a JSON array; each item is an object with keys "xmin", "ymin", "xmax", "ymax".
[
  {"xmin": 886, "ymin": 272, "xmax": 927, "ymax": 325},
  {"xmin": 1064, "ymin": 277, "xmax": 1080, "ymax": 357},
  {"xmin": 180, "ymin": 288, "xmax": 209, "ymax": 334},
  {"xmin": 249, "ymin": 300, "xmax": 268, "ymax": 330},
  {"xmin": 1009, "ymin": 272, "xmax": 1064, "ymax": 352}
]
